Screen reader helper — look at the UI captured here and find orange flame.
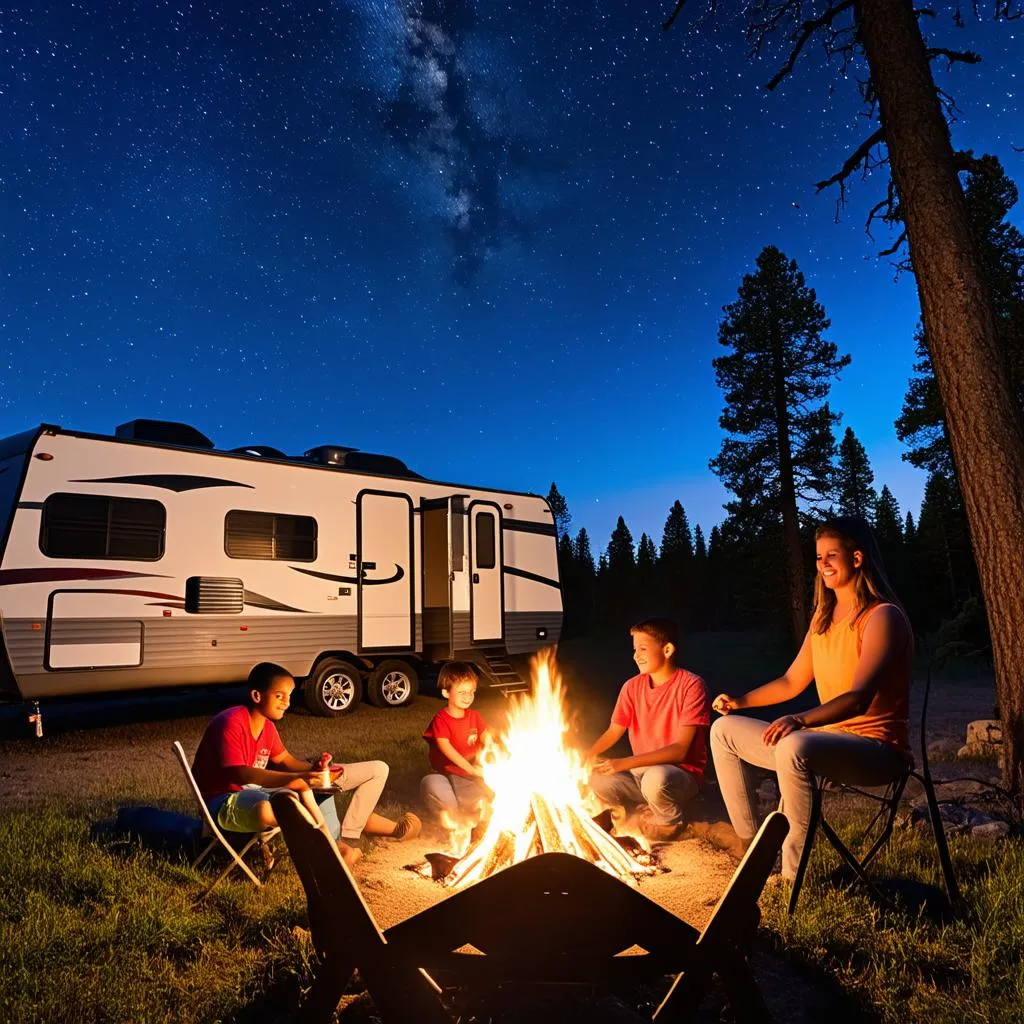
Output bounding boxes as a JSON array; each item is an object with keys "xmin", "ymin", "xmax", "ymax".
[{"xmin": 441, "ymin": 648, "xmax": 654, "ymax": 888}]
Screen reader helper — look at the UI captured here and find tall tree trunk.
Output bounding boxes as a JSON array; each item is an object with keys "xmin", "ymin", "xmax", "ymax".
[
  {"xmin": 772, "ymin": 324, "xmax": 808, "ymax": 642},
  {"xmin": 858, "ymin": 0, "xmax": 1024, "ymax": 792}
]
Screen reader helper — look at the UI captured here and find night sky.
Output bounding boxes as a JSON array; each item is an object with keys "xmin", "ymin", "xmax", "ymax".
[{"xmin": 2, "ymin": 2, "xmax": 1020, "ymax": 550}]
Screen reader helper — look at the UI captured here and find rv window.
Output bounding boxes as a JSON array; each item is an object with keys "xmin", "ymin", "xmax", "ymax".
[
  {"xmin": 475, "ymin": 511, "xmax": 496, "ymax": 570},
  {"xmin": 224, "ymin": 510, "xmax": 317, "ymax": 561},
  {"xmin": 40, "ymin": 493, "xmax": 166, "ymax": 561}
]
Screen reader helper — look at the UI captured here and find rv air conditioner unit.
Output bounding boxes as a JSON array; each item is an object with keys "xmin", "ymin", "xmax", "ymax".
[
  {"xmin": 303, "ymin": 445, "xmax": 359, "ymax": 466},
  {"xmin": 115, "ymin": 419, "xmax": 215, "ymax": 449},
  {"xmin": 230, "ymin": 445, "xmax": 288, "ymax": 459},
  {"xmin": 303, "ymin": 446, "xmax": 421, "ymax": 479}
]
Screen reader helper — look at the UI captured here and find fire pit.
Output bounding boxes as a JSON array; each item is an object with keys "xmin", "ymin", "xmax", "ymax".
[{"xmin": 417, "ymin": 650, "xmax": 662, "ymax": 888}]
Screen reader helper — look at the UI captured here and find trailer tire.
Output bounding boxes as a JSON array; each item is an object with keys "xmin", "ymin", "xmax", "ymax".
[
  {"xmin": 303, "ymin": 658, "xmax": 363, "ymax": 717},
  {"xmin": 366, "ymin": 660, "xmax": 419, "ymax": 708}
]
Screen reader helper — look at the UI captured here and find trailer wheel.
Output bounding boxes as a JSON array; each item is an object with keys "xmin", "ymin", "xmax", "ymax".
[
  {"xmin": 366, "ymin": 660, "xmax": 419, "ymax": 708},
  {"xmin": 303, "ymin": 658, "xmax": 363, "ymax": 716}
]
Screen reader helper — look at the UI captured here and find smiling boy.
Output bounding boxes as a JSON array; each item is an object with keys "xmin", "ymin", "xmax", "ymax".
[
  {"xmin": 586, "ymin": 618, "xmax": 711, "ymax": 841},
  {"xmin": 420, "ymin": 662, "xmax": 493, "ymax": 829},
  {"xmin": 192, "ymin": 661, "xmax": 419, "ymax": 868}
]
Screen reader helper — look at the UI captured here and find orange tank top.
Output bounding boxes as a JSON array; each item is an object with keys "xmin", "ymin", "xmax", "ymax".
[{"xmin": 810, "ymin": 602, "xmax": 911, "ymax": 755}]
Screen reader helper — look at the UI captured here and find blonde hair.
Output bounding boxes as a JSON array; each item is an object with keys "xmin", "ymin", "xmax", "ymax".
[
  {"xmin": 811, "ymin": 516, "xmax": 902, "ymax": 635},
  {"xmin": 437, "ymin": 661, "xmax": 478, "ymax": 695}
]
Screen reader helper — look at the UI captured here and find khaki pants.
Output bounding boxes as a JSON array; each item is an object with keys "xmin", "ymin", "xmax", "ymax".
[{"xmin": 710, "ymin": 715, "xmax": 908, "ymax": 878}]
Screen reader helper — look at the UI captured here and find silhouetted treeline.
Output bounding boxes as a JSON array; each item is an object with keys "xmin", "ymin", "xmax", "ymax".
[{"xmin": 551, "ymin": 480, "xmax": 984, "ymax": 647}]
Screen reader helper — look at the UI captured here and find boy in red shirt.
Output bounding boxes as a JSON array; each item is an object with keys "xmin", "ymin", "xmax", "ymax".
[
  {"xmin": 586, "ymin": 618, "xmax": 710, "ymax": 842},
  {"xmin": 420, "ymin": 662, "xmax": 493, "ymax": 830},
  {"xmin": 192, "ymin": 662, "xmax": 420, "ymax": 868}
]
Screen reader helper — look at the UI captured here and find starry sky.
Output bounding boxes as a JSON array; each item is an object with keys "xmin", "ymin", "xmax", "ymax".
[{"xmin": 2, "ymin": 2, "xmax": 1020, "ymax": 551}]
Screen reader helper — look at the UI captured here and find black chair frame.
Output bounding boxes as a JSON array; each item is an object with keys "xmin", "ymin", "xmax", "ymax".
[{"xmin": 788, "ymin": 661, "xmax": 960, "ymax": 914}]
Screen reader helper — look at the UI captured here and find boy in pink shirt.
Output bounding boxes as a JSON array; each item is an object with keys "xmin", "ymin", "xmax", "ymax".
[{"xmin": 587, "ymin": 618, "xmax": 710, "ymax": 842}]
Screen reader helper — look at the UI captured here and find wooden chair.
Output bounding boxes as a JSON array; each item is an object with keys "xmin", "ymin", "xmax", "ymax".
[
  {"xmin": 272, "ymin": 786, "xmax": 788, "ymax": 1023},
  {"xmin": 787, "ymin": 664, "xmax": 960, "ymax": 915},
  {"xmin": 171, "ymin": 740, "xmax": 280, "ymax": 899}
]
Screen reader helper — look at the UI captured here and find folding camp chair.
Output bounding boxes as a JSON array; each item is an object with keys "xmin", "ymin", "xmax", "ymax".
[
  {"xmin": 787, "ymin": 664, "xmax": 960, "ymax": 915},
  {"xmin": 272, "ymin": 785, "xmax": 788, "ymax": 1024},
  {"xmin": 654, "ymin": 811, "xmax": 789, "ymax": 1021},
  {"xmin": 171, "ymin": 740, "xmax": 280, "ymax": 898}
]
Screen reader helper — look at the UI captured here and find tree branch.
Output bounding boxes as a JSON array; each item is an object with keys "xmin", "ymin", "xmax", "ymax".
[
  {"xmin": 765, "ymin": 0, "xmax": 856, "ymax": 91},
  {"xmin": 925, "ymin": 46, "xmax": 983, "ymax": 66},
  {"xmin": 662, "ymin": 0, "xmax": 688, "ymax": 32},
  {"xmin": 814, "ymin": 127, "xmax": 886, "ymax": 192},
  {"xmin": 878, "ymin": 229, "xmax": 908, "ymax": 258}
]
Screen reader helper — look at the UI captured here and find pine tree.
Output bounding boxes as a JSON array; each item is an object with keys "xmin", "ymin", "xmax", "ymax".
[
  {"xmin": 658, "ymin": 500, "xmax": 694, "ymax": 627},
  {"xmin": 693, "ymin": 524, "xmax": 707, "ymax": 561},
  {"xmin": 874, "ymin": 486, "xmax": 903, "ymax": 546},
  {"xmin": 546, "ymin": 482, "xmax": 572, "ymax": 539},
  {"xmin": 897, "ymin": 156, "xmax": 1024, "ymax": 477},
  {"xmin": 710, "ymin": 245, "xmax": 849, "ymax": 641},
  {"xmin": 637, "ymin": 532, "xmax": 658, "ymax": 615},
  {"xmin": 569, "ymin": 528, "xmax": 596, "ymax": 637},
  {"xmin": 915, "ymin": 473, "xmax": 979, "ymax": 629},
  {"xmin": 691, "ymin": 524, "xmax": 709, "ymax": 630},
  {"xmin": 600, "ymin": 517, "xmax": 637, "ymax": 628},
  {"xmin": 659, "ymin": 501, "xmax": 694, "ymax": 563},
  {"xmin": 835, "ymin": 427, "xmax": 878, "ymax": 521},
  {"xmin": 904, "ymin": 511, "xmax": 917, "ymax": 544},
  {"xmin": 638, "ymin": 533, "xmax": 657, "ymax": 570},
  {"xmin": 874, "ymin": 484, "xmax": 909, "ymax": 615},
  {"xmin": 573, "ymin": 528, "xmax": 595, "ymax": 575},
  {"xmin": 557, "ymin": 532, "xmax": 576, "ymax": 636},
  {"xmin": 606, "ymin": 517, "xmax": 635, "ymax": 573}
]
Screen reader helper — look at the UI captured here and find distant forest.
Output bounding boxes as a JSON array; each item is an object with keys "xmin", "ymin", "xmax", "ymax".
[{"xmin": 552, "ymin": 155, "xmax": 1023, "ymax": 655}]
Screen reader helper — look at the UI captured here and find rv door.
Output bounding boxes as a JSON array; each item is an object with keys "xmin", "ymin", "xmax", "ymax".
[
  {"xmin": 356, "ymin": 490, "xmax": 414, "ymax": 652},
  {"xmin": 469, "ymin": 502, "xmax": 503, "ymax": 643}
]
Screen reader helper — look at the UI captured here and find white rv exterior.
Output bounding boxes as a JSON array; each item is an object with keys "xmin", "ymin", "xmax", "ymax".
[{"xmin": 0, "ymin": 422, "xmax": 562, "ymax": 715}]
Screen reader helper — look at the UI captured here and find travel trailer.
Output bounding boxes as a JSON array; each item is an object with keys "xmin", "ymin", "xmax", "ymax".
[{"xmin": 0, "ymin": 420, "xmax": 562, "ymax": 716}]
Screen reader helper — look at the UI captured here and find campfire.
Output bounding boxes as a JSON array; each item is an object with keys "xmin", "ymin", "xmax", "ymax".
[{"xmin": 423, "ymin": 649, "xmax": 658, "ymax": 889}]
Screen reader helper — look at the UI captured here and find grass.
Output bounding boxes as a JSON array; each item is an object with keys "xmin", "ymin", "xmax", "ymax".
[
  {"xmin": 0, "ymin": 803, "xmax": 312, "ymax": 1024},
  {"xmin": 0, "ymin": 631, "xmax": 1018, "ymax": 1022},
  {"xmin": 758, "ymin": 802, "xmax": 1024, "ymax": 1024}
]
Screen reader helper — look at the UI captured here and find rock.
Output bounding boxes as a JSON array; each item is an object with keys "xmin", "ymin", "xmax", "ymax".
[
  {"xmin": 958, "ymin": 720, "xmax": 1003, "ymax": 761},
  {"xmin": 911, "ymin": 802, "xmax": 1011, "ymax": 840},
  {"xmin": 971, "ymin": 821, "xmax": 1011, "ymax": 840},
  {"xmin": 966, "ymin": 720, "xmax": 1002, "ymax": 746}
]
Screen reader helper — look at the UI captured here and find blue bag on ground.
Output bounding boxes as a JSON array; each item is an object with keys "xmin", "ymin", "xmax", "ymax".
[{"xmin": 113, "ymin": 806, "xmax": 203, "ymax": 855}]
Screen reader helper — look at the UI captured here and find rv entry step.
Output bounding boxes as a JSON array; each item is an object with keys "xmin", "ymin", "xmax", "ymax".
[{"xmin": 477, "ymin": 648, "xmax": 530, "ymax": 696}]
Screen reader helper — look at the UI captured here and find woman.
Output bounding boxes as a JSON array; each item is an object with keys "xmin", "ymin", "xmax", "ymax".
[{"xmin": 710, "ymin": 516, "xmax": 912, "ymax": 880}]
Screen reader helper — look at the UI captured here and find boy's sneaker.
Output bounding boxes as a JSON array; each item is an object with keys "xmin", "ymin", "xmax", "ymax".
[{"xmin": 392, "ymin": 812, "xmax": 422, "ymax": 841}]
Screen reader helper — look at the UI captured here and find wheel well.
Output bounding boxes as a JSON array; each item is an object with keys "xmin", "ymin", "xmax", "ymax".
[
  {"xmin": 307, "ymin": 652, "xmax": 372, "ymax": 677},
  {"xmin": 368, "ymin": 655, "xmax": 427, "ymax": 673}
]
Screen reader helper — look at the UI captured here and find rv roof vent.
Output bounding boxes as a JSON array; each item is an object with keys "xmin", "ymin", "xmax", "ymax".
[
  {"xmin": 230, "ymin": 445, "xmax": 287, "ymax": 459},
  {"xmin": 344, "ymin": 451, "xmax": 421, "ymax": 478},
  {"xmin": 115, "ymin": 419, "xmax": 215, "ymax": 449},
  {"xmin": 303, "ymin": 445, "xmax": 359, "ymax": 466}
]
